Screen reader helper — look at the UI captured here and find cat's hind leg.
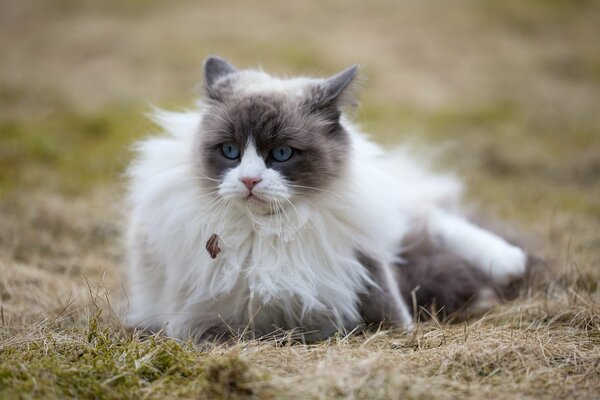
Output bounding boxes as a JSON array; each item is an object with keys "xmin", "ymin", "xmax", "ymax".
[
  {"xmin": 397, "ymin": 247, "xmax": 499, "ymax": 321},
  {"xmin": 425, "ymin": 208, "xmax": 527, "ymax": 284}
]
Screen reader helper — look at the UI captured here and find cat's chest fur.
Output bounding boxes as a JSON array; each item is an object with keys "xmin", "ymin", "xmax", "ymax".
[{"xmin": 177, "ymin": 200, "xmax": 377, "ymax": 338}]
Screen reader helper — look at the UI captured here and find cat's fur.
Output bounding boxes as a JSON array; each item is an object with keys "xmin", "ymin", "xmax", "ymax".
[{"xmin": 125, "ymin": 56, "xmax": 527, "ymax": 341}]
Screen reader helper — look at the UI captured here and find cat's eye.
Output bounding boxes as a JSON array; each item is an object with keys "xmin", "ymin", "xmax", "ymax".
[
  {"xmin": 221, "ymin": 142, "xmax": 240, "ymax": 160},
  {"xmin": 271, "ymin": 145, "xmax": 293, "ymax": 162}
]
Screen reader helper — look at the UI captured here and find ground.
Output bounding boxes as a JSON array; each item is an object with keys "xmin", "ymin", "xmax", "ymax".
[{"xmin": 0, "ymin": 0, "xmax": 599, "ymax": 398}]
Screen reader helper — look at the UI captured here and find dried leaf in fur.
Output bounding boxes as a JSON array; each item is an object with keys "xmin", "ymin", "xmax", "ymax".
[{"xmin": 206, "ymin": 233, "xmax": 221, "ymax": 259}]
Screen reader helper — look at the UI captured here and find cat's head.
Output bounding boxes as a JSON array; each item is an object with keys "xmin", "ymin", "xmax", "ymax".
[{"xmin": 197, "ymin": 56, "xmax": 358, "ymax": 214}]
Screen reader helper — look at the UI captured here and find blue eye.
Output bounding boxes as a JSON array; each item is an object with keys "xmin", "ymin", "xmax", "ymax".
[
  {"xmin": 271, "ymin": 145, "xmax": 293, "ymax": 162},
  {"xmin": 221, "ymin": 142, "xmax": 240, "ymax": 160}
]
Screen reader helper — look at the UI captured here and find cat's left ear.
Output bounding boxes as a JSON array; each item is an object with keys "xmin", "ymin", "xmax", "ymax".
[
  {"xmin": 308, "ymin": 65, "xmax": 359, "ymax": 119},
  {"xmin": 204, "ymin": 56, "xmax": 237, "ymax": 101}
]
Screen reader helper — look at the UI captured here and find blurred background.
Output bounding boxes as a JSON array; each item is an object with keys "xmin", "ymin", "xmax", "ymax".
[{"xmin": 0, "ymin": 0, "xmax": 599, "ymax": 317}]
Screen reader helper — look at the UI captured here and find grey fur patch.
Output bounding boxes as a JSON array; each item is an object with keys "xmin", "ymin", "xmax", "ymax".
[
  {"xmin": 396, "ymin": 242, "xmax": 496, "ymax": 322},
  {"xmin": 359, "ymin": 226, "xmax": 536, "ymax": 325}
]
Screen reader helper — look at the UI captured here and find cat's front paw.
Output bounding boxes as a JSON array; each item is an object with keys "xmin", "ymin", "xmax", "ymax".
[{"xmin": 485, "ymin": 244, "xmax": 527, "ymax": 284}]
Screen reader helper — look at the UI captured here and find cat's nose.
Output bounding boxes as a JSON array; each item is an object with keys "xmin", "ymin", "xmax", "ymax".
[{"xmin": 240, "ymin": 177, "xmax": 262, "ymax": 191}]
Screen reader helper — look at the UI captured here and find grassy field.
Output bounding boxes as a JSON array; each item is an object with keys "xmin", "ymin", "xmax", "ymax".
[{"xmin": 1, "ymin": 0, "xmax": 599, "ymax": 398}]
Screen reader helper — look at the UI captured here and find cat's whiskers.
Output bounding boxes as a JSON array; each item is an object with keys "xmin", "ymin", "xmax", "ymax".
[
  {"xmin": 192, "ymin": 169, "xmax": 221, "ymax": 183},
  {"xmin": 198, "ymin": 196, "xmax": 230, "ymax": 219},
  {"xmin": 266, "ymin": 200, "xmax": 274, "ymax": 230},
  {"xmin": 276, "ymin": 201, "xmax": 299, "ymax": 233},
  {"xmin": 275, "ymin": 201, "xmax": 284, "ymax": 243},
  {"xmin": 186, "ymin": 190, "xmax": 221, "ymax": 203},
  {"xmin": 282, "ymin": 196, "xmax": 318, "ymax": 239},
  {"xmin": 264, "ymin": 198, "xmax": 282, "ymax": 239},
  {"xmin": 266, "ymin": 200, "xmax": 283, "ymax": 250},
  {"xmin": 180, "ymin": 195, "xmax": 236, "ymax": 257},
  {"xmin": 171, "ymin": 194, "xmax": 231, "ymax": 243},
  {"xmin": 280, "ymin": 202, "xmax": 307, "ymax": 243},
  {"xmin": 212, "ymin": 200, "xmax": 235, "ymax": 247},
  {"xmin": 172, "ymin": 197, "xmax": 227, "ymax": 253},
  {"xmin": 157, "ymin": 196, "xmax": 220, "ymax": 243},
  {"xmin": 245, "ymin": 203, "xmax": 264, "ymax": 229},
  {"xmin": 288, "ymin": 184, "xmax": 344, "ymax": 201},
  {"xmin": 272, "ymin": 203, "xmax": 284, "ymax": 243}
]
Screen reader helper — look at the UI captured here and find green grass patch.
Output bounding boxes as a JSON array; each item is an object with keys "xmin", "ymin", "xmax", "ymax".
[
  {"xmin": 0, "ymin": 104, "xmax": 152, "ymax": 197},
  {"xmin": 0, "ymin": 313, "xmax": 271, "ymax": 399}
]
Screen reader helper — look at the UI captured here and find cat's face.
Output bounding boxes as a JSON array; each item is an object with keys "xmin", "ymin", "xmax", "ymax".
[{"xmin": 197, "ymin": 57, "xmax": 358, "ymax": 213}]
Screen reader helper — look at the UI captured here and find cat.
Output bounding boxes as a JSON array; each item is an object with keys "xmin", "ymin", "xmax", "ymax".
[{"xmin": 125, "ymin": 56, "xmax": 527, "ymax": 341}]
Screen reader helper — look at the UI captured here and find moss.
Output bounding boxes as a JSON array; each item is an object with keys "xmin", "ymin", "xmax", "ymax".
[{"xmin": 0, "ymin": 316, "xmax": 271, "ymax": 399}]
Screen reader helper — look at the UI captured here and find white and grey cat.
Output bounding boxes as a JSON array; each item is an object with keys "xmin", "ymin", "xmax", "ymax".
[{"xmin": 125, "ymin": 56, "xmax": 527, "ymax": 341}]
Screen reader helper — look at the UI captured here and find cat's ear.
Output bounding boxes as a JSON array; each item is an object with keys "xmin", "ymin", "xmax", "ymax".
[
  {"xmin": 308, "ymin": 65, "xmax": 359, "ymax": 120},
  {"xmin": 204, "ymin": 56, "xmax": 237, "ymax": 100}
]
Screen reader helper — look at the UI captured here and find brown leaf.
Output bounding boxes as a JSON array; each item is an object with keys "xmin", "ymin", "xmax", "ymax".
[{"xmin": 206, "ymin": 233, "xmax": 221, "ymax": 259}]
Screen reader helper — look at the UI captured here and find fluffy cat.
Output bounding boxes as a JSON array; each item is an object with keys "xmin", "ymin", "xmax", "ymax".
[{"xmin": 125, "ymin": 56, "xmax": 527, "ymax": 341}]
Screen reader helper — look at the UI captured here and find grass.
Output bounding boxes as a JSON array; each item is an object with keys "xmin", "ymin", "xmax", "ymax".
[
  {"xmin": 1, "ymin": 313, "xmax": 267, "ymax": 399},
  {"xmin": 0, "ymin": 104, "xmax": 149, "ymax": 196},
  {"xmin": 1, "ymin": 288, "xmax": 597, "ymax": 399},
  {"xmin": 1, "ymin": 0, "xmax": 599, "ymax": 398}
]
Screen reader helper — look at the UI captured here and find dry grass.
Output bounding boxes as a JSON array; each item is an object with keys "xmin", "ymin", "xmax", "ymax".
[{"xmin": 1, "ymin": 0, "xmax": 599, "ymax": 398}]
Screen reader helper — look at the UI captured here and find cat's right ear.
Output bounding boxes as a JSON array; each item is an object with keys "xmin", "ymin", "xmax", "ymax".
[{"xmin": 204, "ymin": 56, "xmax": 237, "ymax": 101}]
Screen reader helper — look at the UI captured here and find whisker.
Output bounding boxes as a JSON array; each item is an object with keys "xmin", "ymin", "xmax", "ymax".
[
  {"xmin": 287, "ymin": 184, "xmax": 344, "ymax": 200},
  {"xmin": 277, "ymin": 202, "xmax": 298, "ymax": 232},
  {"xmin": 281, "ymin": 197, "xmax": 310, "ymax": 240}
]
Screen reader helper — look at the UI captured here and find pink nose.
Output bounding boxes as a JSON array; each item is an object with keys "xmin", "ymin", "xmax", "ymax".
[{"xmin": 240, "ymin": 177, "xmax": 261, "ymax": 191}]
